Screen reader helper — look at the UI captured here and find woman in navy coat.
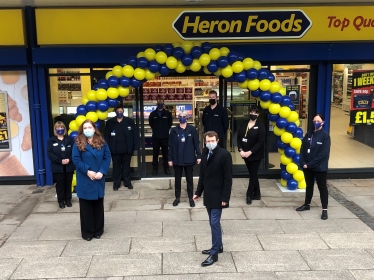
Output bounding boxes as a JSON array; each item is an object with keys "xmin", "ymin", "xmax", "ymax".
[{"xmin": 72, "ymin": 119, "xmax": 111, "ymax": 241}]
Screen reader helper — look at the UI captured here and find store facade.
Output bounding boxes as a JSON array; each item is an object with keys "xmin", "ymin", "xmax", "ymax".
[{"xmin": 1, "ymin": 6, "xmax": 374, "ymax": 186}]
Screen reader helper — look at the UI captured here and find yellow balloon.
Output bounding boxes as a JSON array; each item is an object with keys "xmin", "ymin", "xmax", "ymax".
[
  {"xmin": 86, "ymin": 90, "xmax": 98, "ymax": 101},
  {"xmin": 278, "ymin": 148, "xmax": 284, "ymax": 155},
  {"xmin": 107, "ymin": 87, "xmax": 119, "ymax": 99},
  {"xmin": 295, "ymin": 119, "xmax": 301, "ymax": 127},
  {"xmin": 105, "ymin": 71, "xmax": 113, "ymax": 80},
  {"xmin": 280, "ymin": 178, "xmax": 287, "ymax": 187},
  {"xmin": 281, "ymin": 132, "xmax": 293, "ymax": 143},
  {"xmin": 82, "ymin": 96, "xmax": 89, "ymax": 105},
  {"xmin": 69, "ymin": 120, "xmax": 79, "ymax": 131},
  {"xmin": 199, "ymin": 53, "xmax": 211, "ymax": 66},
  {"xmin": 181, "ymin": 41, "xmax": 193, "ymax": 54},
  {"xmin": 260, "ymin": 100, "xmax": 271, "ymax": 109},
  {"xmin": 281, "ymin": 154, "xmax": 293, "ymax": 165},
  {"xmin": 144, "ymin": 48, "xmax": 156, "ymax": 61},
  {"xmin": 270, "ymin": 81, "xmax": 282, "ymax": 93},
  {"xmin": 209, "ymin": 48, "xmax": 221, "ymax": 60},
  {"xmin": 287, "ymin": 111, "xmax": 299, "ymax": 123},
  {"xmin": 155, "ymin": 51, "xmax": 167, "ymax": 64},
  {"xmin": 243, "ymin": 58, "xmax": 254, "ymax": 70},
  {"xmin": 96, "ymin": 89, "xmax": 107, "ymax": 101},
  {"xmin": 286, "ymin": 162, "xmax": 298, "ymax": 174},
  {"xmin": 97, "ymin": 110, "xmax": 108, "ymax": 121},
  {"xmin": 269, "ymin": 103, "xmax": 281, "ymax": 115},
  {"xmin": 273, "ymin": 126, "xmax": 286, "ymax": 136},
  {"xmin": 298, "ymin": 180, "xmax": 306, "ymax": 189},
  {"xmin": 145, "ymin": 69, "xmax": 156, "ymax": 80},
  {"xmin": 290, "ymin": 138, "xmax": 302, "ymax": 150},
  {"xmin": 67, "ymin": 129, "xmax": 72, "ymax": 135},
  {"xmin": 296, "ymin": 148, "xmax": 301, "ymax": 154},
  {"xmin": 136, "ymin": 51, "xmax": 145, "ymax": 58},
  {"xmin": 279, "ymin": 87, "xmax": 286, "ymax": 96},
  {"xmin": 108, "ymin": 107, "xmax": 114, "ymax": 112},
  {"xmin": 253, "ymin": 60, "xmax": 262, "ymax": 70},
  {"xmin": 203, "ymin": 66, "xmax": 211, "ymax": 75},
  {"xmin": 190, "ymin": 59, "xmax": 201, "ymax": 72},
  {"xmin": 166, "ymin": 57, "xmax": 178, "ymax": 69},
  {"xmin": 76, "ymin": 115, "xmax": 86, "ymax": 127},
  {"xmin": 176, "ymin": 61, "xmax": 187, "ymax": 73},
  {"xmin": 193, "ymin": 41, "xmax": 202, "ymax": 46},
  {"xmin": 122, "ymin": 65, "xmax": 134, "ymax": 78},
  {"xmin": 172, "ymin": 42, "xmax": 181, "ymax": 48},
  {"xmin": 214, "ymin": 69, "xmax": 222, "ymax": 76},
  {"xmin": 232, "ymin": 61, "xmax": 244, "ymax": 73},
  {"xmin": 222, "ymin": 65, "xmax": 233, "ymax": 78},
  {"xmin": 238, "ymin": 80, "xmax": 248, "ymax": 89},
  {"xmin": 259, "ymin": 79, "xmax": 271, "ymax": 91},
  {"xmin": 220, "ymin": 47, "xmax": 230, "ymax": 56},
  {"xmin": 118, "ymin": 86, "xmax": 130, "ymax": 97},
  {"xmin": 279, "ymin": 106, "xmax": 291, "ymax": 118},
  {"xmin": 112, "ymin": 65, "xmax": 123, "ymax": 78},
  {"xmin": 248, "ymin": 79, "xmax": 260, "ymax": 91},
  {"xmin": 86, "ymin": 111, "xmax": 98, "ymax": 123},
  {"xmin": 134, "ymin": 68, "xmax": 146, "ymax": 80},
  {"xmin": 72, "ymin": 175, "xmax": 76, "ymax": 188},
  {"xmin": 293, "ymin": 170, "xmax": 305, "ymax": 182}
]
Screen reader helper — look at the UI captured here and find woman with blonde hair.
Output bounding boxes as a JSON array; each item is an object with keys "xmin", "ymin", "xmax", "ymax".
[
  {"xmin": 47, "ymin": 121, "xmax": 75, "ymax": 209},
  {"xmin": 72, "ymin": 119, "xmax": 111, "ymax": 241}
]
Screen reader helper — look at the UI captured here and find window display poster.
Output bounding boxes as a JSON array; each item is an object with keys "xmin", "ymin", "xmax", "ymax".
[
  {"xmin": 351, "ymin": 70, "xmax": 374, "ymax": 110},
  {"xmin": 0, "ymin": 72, "xmax": 33, "ymax": 176},
  {"xmin": 286, "ymin": 85, "xmax": 300, "ymax": 105},
  {"xmin": 0, "ymin": 92, "xmax": 10, "ymax": 150}
]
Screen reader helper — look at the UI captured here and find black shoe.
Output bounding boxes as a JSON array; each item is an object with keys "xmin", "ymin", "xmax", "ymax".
[
  {"xmin": 321, "ymin": 210, "xmax": 328, "ymax": 220},
  {"xmin": 173, "ymin": 199, "xmax": 180, "ymax": 206},
  {"xmin": 202, "ymin": 247, "xmax": 223, "ymax": 255},
  {"xmin": 164, "ymin": 168, "xmax": 171, "ymax": 175},
  {"xmin": 113, "ymin": 187, "xmax": 118, "ymax": 191},
  {"xmin": 84, "ymin": 237, "xmax": 92, "ymax": 241},
  {"xmin": 252, "ymin": 195, "xmax": 261, "ymax": 200},
  {"xmin": 246, "ymin": 196, "xmax": 252, "ymax": 205},
  {"xmin": 201, "ymin": 255, "xmax": 218, "ymax": 267},
  {"xmin": 65, "ymin": 200, "xmax": 72, "ymax": 207},
  {"xmin": 189, "ymin": 199, "xmax": 195, "ymax": 207},
  {"xmin": 126, "ymin": 185, "xmax": 133, "ymax": 189},
  {"xmin": 152, "ymin": 169, "xmax": 158, "ymax": 176},
  {"xmin": 94, "ymin": 235, "xmax": 101, "ymax": 239},
  {"xmin": 58, "ymin": 202, "xmax": 65, "ymax": 209},
  {"xmin": 296, "ymin": 204, "xmax": 310, "ymax": 211}
]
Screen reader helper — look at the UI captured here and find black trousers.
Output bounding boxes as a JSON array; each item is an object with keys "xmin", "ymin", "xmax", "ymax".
[
  {"xmin": 174, "ymin": 165, "xmax": 194, "ymax": 199},
  {"xmin": 53, "ymin": 171, "xmax": 73, "ymax": 203},
  {"xmin": 244, "ymin": 159, "xmax": 262, "ymax": 198},
  {"xmin": 111, "ymin": 153, "xmax": 132, "ymax": 187},
  {"xmin": 152, "ymin": 138, "xmax": 169, "ymax": 170},
  {"xmin": 303, "ymin": 168, "xmax": 328, "ymax": 209},
  {"xmin": 79, "ymin": 197, "xmax": 104, "ymax": 239}
]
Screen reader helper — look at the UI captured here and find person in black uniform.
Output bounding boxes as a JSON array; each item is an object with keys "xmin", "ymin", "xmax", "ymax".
[
  {"xmin": 202, "ymin": 90, "xmax": 229, "ymax": 149},
  {"xmin": 47, "ymin": 121, "xmax": 75, "ymax": 209},
  {"xmin": 149, "ymin": 98, "xmax": 172, "ymax": 176},
  {"xmin": 104, "ymin": 105, "xmax": 139, "ymax": 191},
  {"xmin": 168, "ymin": 111, "xmax": 201, "ymax": 207},
  {"xmin": 296, "ymin": 113, "xmax": 331, "ymax": 220},
  {"xmin": 193, "ymin": 131, "xmax": 232, "ymax": 267},
  {"xmin": 237, "ymin": 105, "xmax": 265, "ymax": 205}
]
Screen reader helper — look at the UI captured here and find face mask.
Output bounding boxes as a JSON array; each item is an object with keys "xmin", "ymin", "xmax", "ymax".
[
  {"xmin": 56, "ymin": 129, "xmax": 64, "ymax": 135},
  {"xmin": 157, "ymin": 103, "xmax": 164, "ymax": 109},
  {"xmin": 209, "ymin": 99, "xmax": 216, "ymax": 105},
  {"xmin": 206, "ymin": 142, "xmax": 217, "ymax": 151},
  {"xmin": 313, "ymin": 121, "xmax": 323, "ymax": 130},
  {"xmin": 249, "ymin": 114, "xmax": 257, "ymax": 121},
  {"xmin": 179, "ymin": 117, "xmax": 187, "ymax": 124},
  {"xmin": 83, "ymin": 129, "xmax": 95, "ymax": 138},
  {"xmin": 116, "ymin": 112, "xmax": 123, "ymax": 119}
]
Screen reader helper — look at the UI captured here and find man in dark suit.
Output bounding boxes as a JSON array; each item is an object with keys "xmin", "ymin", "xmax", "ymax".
[{"xmin": 193, "ymin": 131, "xmax": 233, "ymax": 267}]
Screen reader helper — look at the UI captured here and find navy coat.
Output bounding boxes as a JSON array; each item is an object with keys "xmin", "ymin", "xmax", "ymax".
[
  {"xmin": 47, "ymin": 135, "xmax": 75, "ymax": 173},
  {"xmin": 72, "ymin": 142, "xmax": 111, "ymax": 200}
]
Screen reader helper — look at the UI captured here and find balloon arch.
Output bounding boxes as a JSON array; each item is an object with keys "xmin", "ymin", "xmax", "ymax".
[{"xmin": 68, "ymin": 41, "xmax": 306, "ymax": 190}]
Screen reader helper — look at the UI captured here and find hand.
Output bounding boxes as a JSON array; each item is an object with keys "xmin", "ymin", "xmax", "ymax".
[
  {"xmin": 303, "ymin": 164, "xmax": 307, "ymax": 169},
  {"xmin": 94, "ymin": 172, "xmax": 103, "ymax": 180},
  {"xmin": 239, "ymin": 151, "xmax": 245, "ymax": 158},
  {"xmin": 193, "ymin": 195, "xmax": 199, "ymax": 201},
  {"xmin": 87, "ymin": 170, "xmax": 97, "ymax": 180},
  {"xmin": 197, "ymin": 159, "xmax": 201, "ymax": 164},
  {"xmin": 168, "ymin": 161, "xmax": 173, "ymax": 167},
  {"xmin": 222, "ymin": 202, "xmax": 227, "ymax": 206},
  {"xmin": 245, "ymin": 151, "xmax": 252, "ymax": 158}
]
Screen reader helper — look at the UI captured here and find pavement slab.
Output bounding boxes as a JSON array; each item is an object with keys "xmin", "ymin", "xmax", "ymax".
[
  {"xmin": 195, "ymin": 234, "xmax": 263, "ymax": 252},
  {"xmin": 112, "ymin": 199, "xmax": 162, "ymax": 211},
  {"xmin": 102, "ymin": 222, "xmax": 162, "ymax": 238},
  {"xmin": 38, "ymin": 225, "xmax": 82, "ymax": 240},
  {"xmin": 258, "ymin": 233, "xmax": 329, "ymax": 251},
  {"xmin": 139, "ymin": 189, "xmax": 177, "ymax": 199},
  {"xmin": 7, "ymin": 226, "xmax": 46, "ymax": 241},
  {"xmin": 199, "ymin": 272, "xmax": 277, "ymax": 279},
  {"xmin": 191, "ymin": 208, "xmax": 246, "ymax": 221},
  {"xmin": 261, "ymin": 197, "xmax": 311, "ymax": 207},
  {"xmin": 243, "ymin": 207, "xmax": 303, "ymax": 220},
  {"xmin": 0, "ymin": 258, "xmax": 22, "ymax": 280},
  {"xmin": 62, "ymin": 238, "xmax": 131, "ymax": 256},
  {"xmin": 0, "ymin": 240, "xmax": 66, "ymax": 259},
  {"xmin": 333, "ymin": 219, "xmax": 373, "ymax": 233},
  {"xmin": 136, "ymin": 209, "xmax": 191, "ymax": 222},
  {"xmin": 349, "ymin": 270, "xmax": 374, "ymax": 280},
  {"xmin": 221, "ymin": 220, "xmax": 284, "ymax": 235},
  {"xmin": 130, "ymin": 236, "xmax": 195, "ymax": 253},
  {"xmin": 320, "ymin": 233, "xmax": 374, "ymax": 249},
  {"xmin": 105, "ymin": 211, "xmax": 137, "ymax": 224},
  {"xmin": 164, "ymin": 199, "xmax": 206, "ymax": 209},
  {"xmin": 163, "ymin": 221, "xmax": 211, "ymax": 237},
  {"xmin": 298, "ymin": 206, "xmax": 358, "ymax": 219},
  {"xmin": 275, "ymin": 270, "xmax": 356, "ymax": 279},
  {"xmin": 122, "ymin": 275, "xmax": 200, "ymax": 280},
  {"xmin": 277, "ymin": 219, "xmax": 344, "ymax": 234},
  {"xmin": 20, "ymin": 213, "xmax": 80, "ymax": 227}
]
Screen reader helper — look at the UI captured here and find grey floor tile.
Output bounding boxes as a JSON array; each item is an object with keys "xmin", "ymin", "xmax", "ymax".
[
  {"xmin": 7, "ymin": 226, "xmax": 46, "ymax": 241},
  {"xmin": 195, "ymin": 234, "xmax": 263, "ymax": 252},
  {"xmin": 349, "ymin": 270, "xmax": 374, "ymax": 280},
  {"xmin": 226, "ymin": 197, "xmax": 265, "ymax": 207},
  {"xmin": 130, "ymin": 236, "xmax": 195, "ymax": 253},
  {"xmin": 0, "ymin": 225, "xmax": 18, "ymax": 239},
  {"xmin": 258, "ymin": 233, "xmax": 329, "ymax": 250},
  {"xmin": 0, "ymin": 258, "xmax": 22, "ymax": 280},
  {"xmin": 262, "ymin": 197, "xmax": 308, "ymax": 207},
  {"xmin": 139, "ymin": 189, "xmax": 176, "ymax": 199},
  {"xmin": 276, "ymin": 270, "xmax": 355, "ymax": 279},
  {"xmin": 191, "ymin": 208, "xmax": 246, "ymax": 221},
  {"xmin": 277, "ymin": 219, "xmax": 344, "ymax": 234},
  {"xmin": 38, "ymin": 225, "xmax": 82, "ymax": 240},
  {"xmin": 243, "ymin": 207, "xmax": 303, "ymax": 220},
  {"xmin": 164, "ymin": 198, "xmax": 206, "ymax": 210},
  {"xmin": 136, "ymin": 209, "xmax": 190, "ymax": 222},
  {"xmin": 0, "ymin": 241, "xmax": 66, "ymax": 258},
  {"xmin": 320, "ymin": 233, "xmax": 374, "ymax": 249},
  {"xmin": 103, "ymin": 222, "xmax": 162, "ymax": 238},
  {"xmin": 105, "ymin": 211, "xmax": 137, "ymax": 224},
  {"xmin": 221, "ymin": 220, "xmax": 284, "ymax": 235},
  {"xmin": 20, "ymin": 213, "xmax": 80, "ymax": 227},
  {"xmin": 112, "ymin": 199, "xmax": 162, "ymax": 211},
  {"xmin": 123, "ymin": 276, "xmax": 200, "ymax": 280},
  {"xmin": 163, "ymin": 221, "xmax": 211, "ymax": 236},
  {"xmin": 333, "ymin": 219, "xmax": 373, "ymax": 233},
  {"xmin": 32, "ymin": 202, "xmax": 59, "ymax": 213},
  {"xmin": 298, "ymin": 206, "xmax": 358, "ymax": 219},
  {"xmin": 62, "ymin": 238, "xmax": 131, "ymax": 256},
  {"xmin": 199, "ymin": 272, "xmax": 277, "ymax": 279}
]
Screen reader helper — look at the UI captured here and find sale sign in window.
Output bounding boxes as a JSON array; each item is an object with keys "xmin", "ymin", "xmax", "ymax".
[{"xmin": 0, "ymin": 92, "xmax": 11, "ymax": 150}]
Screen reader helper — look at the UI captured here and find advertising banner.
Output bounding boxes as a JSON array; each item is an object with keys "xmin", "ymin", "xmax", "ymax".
[
  {"xmin": 286, "ymin": 85, "xmax": 300, "ymax": 105},
  {"xmin": 0, "ymin": 92, "xmax": 10, "ymax": 150}
]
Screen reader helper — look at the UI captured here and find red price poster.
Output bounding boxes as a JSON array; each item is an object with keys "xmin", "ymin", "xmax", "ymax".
[{"xmin": 0, "ymin": 92, "xmax": 11, "ymax": 150}]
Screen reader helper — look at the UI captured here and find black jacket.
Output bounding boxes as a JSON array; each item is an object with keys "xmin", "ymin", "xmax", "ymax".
[
  {"xmin": 47, "ymin": 135, "xmax": 75, "ymax": 173},
  {"xmin": 168, "ymin": 124, "xmax": 201, "ymax": 165},
  {"xmin": 195, "ymin": 146, "xmax": 233, "ymax": 209},
  {"xmin": 300, "ymin": 129, "xmax": 331, "ymax": 172},
  {"xmin": 149, "ymin": 109, "xmax": 172, "ymax": 139},
  {"xmin": 202, "ymin": 105, "xmax": 229, "ymax": 139},
  {"xmin": 237, "ymin": 119, "xmax": 265, "ymax": 161},
  {"xmin": 104, "ymin": 117, "xmax": 139, "ymax": 154}
]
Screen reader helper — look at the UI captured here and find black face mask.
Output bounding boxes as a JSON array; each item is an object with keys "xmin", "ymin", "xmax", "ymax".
[
  {"xmin": 249, "ymin": 114, "xmax": 258, "ymax": 121},
  {"xmin": 209, "ymin": 99, "xmax": 216, "ymax": 105}
]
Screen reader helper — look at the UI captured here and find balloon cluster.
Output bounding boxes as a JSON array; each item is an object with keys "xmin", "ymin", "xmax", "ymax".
[{"xmin": 67, "ymin": 41, "xmax": 305, "ymax": 190}]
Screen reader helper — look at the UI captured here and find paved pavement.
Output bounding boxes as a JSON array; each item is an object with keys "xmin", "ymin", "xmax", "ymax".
[{"xmin": 1, "ymin": 178, "xmax": 374, "ymax": 279}]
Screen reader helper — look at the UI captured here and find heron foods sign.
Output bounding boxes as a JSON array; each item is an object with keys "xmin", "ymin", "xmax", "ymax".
[{"xmin": 173, "ymin": 10, "xmax": 312, "ymax": 40}]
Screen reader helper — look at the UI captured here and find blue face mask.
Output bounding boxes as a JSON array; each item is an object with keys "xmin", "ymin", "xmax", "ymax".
[
  {"xmin": 157, "ymin": 103, "xmax": 164, "ymax": 109},
  {"xmin": 56, "ymin": 129, "xmax": 64, "ymax": 135},
  {"xmin": 83, "ymin": 129, "xmax": 95, "ymax": 138},
  {"xmin": 179, "ymin": 117, "xmax": 187, "ymax": 124},
  {"xmin": 313, "ymin": 121, "xmax": 323, "ymax": 130},
  {"xmin": 116, "ymin": 112, "xmax": 123, "ymax": 119}
]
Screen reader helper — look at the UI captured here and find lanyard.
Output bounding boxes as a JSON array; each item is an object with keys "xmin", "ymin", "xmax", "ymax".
[
  {"xmin": 309, "ymin": 134, "xmax": 313, "ymax": 146},
  {"xmin": 245, "ymin": 124, "xmax": 251, "ymax": 138}
]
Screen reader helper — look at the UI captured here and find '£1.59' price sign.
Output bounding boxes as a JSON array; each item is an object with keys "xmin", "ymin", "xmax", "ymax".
[{"xmin": 350, "ymin": 109, "xmax": 374, "ymax": 125}]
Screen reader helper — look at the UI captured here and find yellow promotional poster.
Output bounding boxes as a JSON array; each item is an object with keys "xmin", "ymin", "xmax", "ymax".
[
  {"xmin": 36, "ymin": 6, "xmax": 374, "ymax": 45},
  {"xmin": 0, "ymin": 10, "xmax": 24, "ymax": 46}
]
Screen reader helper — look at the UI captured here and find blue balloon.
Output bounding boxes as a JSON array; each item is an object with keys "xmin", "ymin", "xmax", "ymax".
[
  {"xmin": 76, "ymin": 105, "xmax": 87, "ymax": 116},
  {"xmin": 127, "ymin": 56, "xmax": 137, "ymax": 68},
  {"xmin": 120, "ymin": 77, "xmax": 131, "ymax": 87},
  {"xmin": 190, "ymin": 46, "xmax": 202, "ymax": 58},
  {"xmin": 286, "ymin": 122, "xmax": 297, "ymax": 133},
  {"xmin": 281, "ymin": 170, "xmax": 292, "ymax": 180},
  {"xmin": 294, "ymin": 128, "xmax": 303, "ymax": 138},
  {"xmin": 285, "ymin": 147, "xmax": 296, "ymax": 158},
  {"xmin": 97, "ymin": 101, "xmax": 109, "ymax": 112},
  {"xmin": 148, "ymin": 60, "xmax": 160, "ymax": 73},
  {"xmin": 154, "ymin": 45, "xmax": 163, "ymax": 52},
  {"xmin": 85, "ymin": 101, "xmax": 97, "ymax": 112},
  {"xmin": 163, "ymin": 44, "xmax": 174, "ymax": 56},
  {"xmin": 251, "ymin": 89, "xmax": 261, "ymax": 98},
  {"xmin": 258, "ymin": 68, "xmax": 270, "ymax": 80},
  {"xmin": 228, "ymin": 51, "xmax": 238, "ymax": 63},
  {"xmin": 207, "ymin": 61, "xmax": 219, "ymax": 73},
  {"xmin": 237, "ymin": 53, "xmax": 245, "ymax": 61},
  {"xmin": 287, "ymin": 178, "xmax": 298, "ymax": 190},
  {"xmin": 131, "ymin": 77, "xmax": 142, "ymax": 88},
  {"xmin": 201, "ymin": 42, "xmax": 212, "ymax": 54},
  {"xmin": 95, "ymin": 121, "xmax": 101, "ymax": 129},
  {"xmin": 276, "ymin": 117, "xmax": 288, "ymax": 128},
  {"xmin": 260, "ymin": 91, "xmax": 271, "ymax": 102},
  {"xmin": 293, "ymin": 154, "xmax": 300, "ymax": 164},
  {"xmin": 69, "ymin": 131, "xmax": 78, "ymax": 139},
  {"xmin": 93, "ymin": 84, "xmax": 99, "ymax": 90},
  {"xmin": 235, "ymin": 71, "xmax": 247, "ymax": 83},
  {"xmin": 98, "ymin": 79, "xmax": 108, "ymax": 90},
  {"xmin": 217, "ymin": 56, "xmax": 229, "ymax": 68},
  {"xmin": 107, "ymin": 98, "xmax": 119, "ymax": 108},
  {"xmin": 226, "ymin": 75, "xmax": 235, "ymax": 82},
  {"xmin": 271, "ymin": 93, "xmax": 282, "ymax": 104},
  {"xmin": 280, "ymin": 163, "xmax": 286, "ymax": 170},
  {"xmin": 269, "ymin": 114, "xmax": 279, "ymax": 122},
  {"xmin": 181, "ymin": 54, "xmax": 193, "ymax": 66},
  {"xmin": 288, "ymin": 103, "xmax": 295, "ymax": 110},
  {"xmin": 107, "ymin": 76, "xmax": 119, "ymax": 87},
  {"xmin": 172, "ymin": 47, "xmax": 184, "ymax": 59},
  {"xmin": 277, "ymin": 140, "xmax": 288, "ymax": 149},
  {"xmin": 246, "ymin": 68, "xmax": 258, "ymax": 80},
  {"xmin": 281, "ymin": 96, "xmax": 291, "ymax": 106},
  {"xmin": 137, "ymin": 57, "xmax": 148, "ymax": 69},
  {"xmin": 159, "ymin": 64, "xmax": 170, "ymax": 76},
  {"xmin": 268, "ymin": 73, "xmax": 275, "ymax": 82}
]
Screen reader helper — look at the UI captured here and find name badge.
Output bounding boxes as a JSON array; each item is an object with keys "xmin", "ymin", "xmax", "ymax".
[
  {"xmin": 163, "ymin": 116, "xmax": 167, "ymax": 118},
  {"xmin": 61, "ymin": 147, "xmax": 65, "ymax": 151},
  {"xmin": 214, "ymin": 114, "xmax": 219, "ymax": 116},
  {"xmin": 181, "ymin": 137, "xmax": 185, "ymax": 142},
  {"xmin": 317, "ymin": 142, "xmax": 322, "ymax": 144},
  {"xmin": 188, "ymin": 134, "xmax": 191, "ymax": 136},
  {"xmin": 128, "ymin": 126, "xmax": 132, "ymax": 130},
  {"xmin": 242, "ymin": 138, "xmax": 248, "ymax": 142},
  {"xmin": 253, "ymin": 127, "xmax": 258, "ymax": 129},
  {"xmin": 307, "ymin": 149, "xmax": 310, "ymax": 153},
  {"xmin": 111, "ymin": 132, "xmax": 116, "ymax": 136},
  {"xmin": 53, "ymin": 143, "xmax": 58, "ymax": 146}
]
